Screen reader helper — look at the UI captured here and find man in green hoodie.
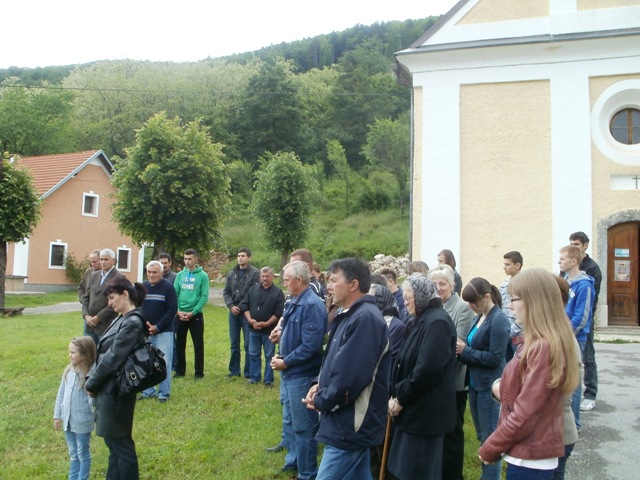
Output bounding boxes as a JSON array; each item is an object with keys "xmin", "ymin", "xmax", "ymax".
[{"xmin": 174, "ymin": 249, "xmax": 210, "ymax": 378}]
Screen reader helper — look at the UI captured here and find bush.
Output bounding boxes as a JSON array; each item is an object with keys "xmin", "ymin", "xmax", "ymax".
[{"xmin": 64, "ymin": 252, "xmax": 89, "ymax": 284}]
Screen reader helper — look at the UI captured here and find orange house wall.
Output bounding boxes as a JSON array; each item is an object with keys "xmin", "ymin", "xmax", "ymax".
[{"xmin": 7, "ymin": 164, "xmax": 139, "ymax": 286}]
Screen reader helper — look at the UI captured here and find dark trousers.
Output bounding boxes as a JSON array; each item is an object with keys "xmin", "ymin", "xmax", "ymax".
[
  {"xmin": 583, "ymin": 327, "xmax": 598, "ymax": 400},
  {"xmin": 443, "ymin": 390, "xmax": 468, "ymax": 480},
  {"xmin": 104, "ymin": 436, "xmax": 138, "ymax": 480},
  {"xmin": 175, "ymin": 313, "xmax": 204, "ymax": 376}
]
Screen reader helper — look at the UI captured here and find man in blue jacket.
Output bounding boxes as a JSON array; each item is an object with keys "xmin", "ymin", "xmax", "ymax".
[
  {"xmin": 559, "ymin": 245, "xmax": 595, "ymax": 430},
  {"xmin": 270, "ymin": 261, "xmax": 327, "ymax": 480},
  {"xmin": 304, "ymin": 258, "xmax": 390, "ymax": 479}
]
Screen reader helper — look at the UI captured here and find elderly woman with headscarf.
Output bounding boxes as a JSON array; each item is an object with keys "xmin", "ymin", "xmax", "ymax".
[{"xmin": 387, "ymin": 274, "xmax": 457, "ymax": 480}]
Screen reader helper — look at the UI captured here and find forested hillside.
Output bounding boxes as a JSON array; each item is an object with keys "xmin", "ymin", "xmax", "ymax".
[{"xmin": 1, "ymin": 17, "xmax": 438, "ymax": 259}]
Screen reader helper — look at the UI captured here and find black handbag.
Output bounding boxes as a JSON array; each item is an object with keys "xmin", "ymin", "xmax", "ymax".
[{"xmin": 116, "ymin": 316, "xmax": 167, "ymax": 397}]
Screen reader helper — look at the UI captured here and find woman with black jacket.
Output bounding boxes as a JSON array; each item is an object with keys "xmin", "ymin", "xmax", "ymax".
[
  {"xmin": 86, "ymin": 277, "xmax": 147, "ymax": 480},
  {"xmin": 387, "ymin": 274, "xmax": 457, "ymax": 480}
]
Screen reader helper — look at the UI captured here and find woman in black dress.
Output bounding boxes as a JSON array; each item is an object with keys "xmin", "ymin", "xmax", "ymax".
[{"xmin": 387, "ymin": 274, "xmax": 457, "ymax": 480}]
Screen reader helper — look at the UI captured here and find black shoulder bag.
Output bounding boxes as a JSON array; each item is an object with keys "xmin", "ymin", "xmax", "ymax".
[{"xmin": 116, "ymin": 314, "xmax": 167, "ymax": 397}]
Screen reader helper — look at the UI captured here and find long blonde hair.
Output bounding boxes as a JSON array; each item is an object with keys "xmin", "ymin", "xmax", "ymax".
[
  {"xmin": 509, "ymin": 269, "xmax": 579, "ymax": 395},
  {"xmin": 65, "ymin": 336, "xmax": 97, "ymax": 387}
]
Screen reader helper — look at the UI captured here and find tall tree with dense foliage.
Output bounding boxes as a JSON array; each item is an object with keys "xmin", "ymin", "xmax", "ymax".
[
  {"xmin": 0, "ymin": 80, "xmax": 74, "ymax": 155},
  {"xmin": 111, "ymin": 113, "xmax": 231, "ymax": 258},
  {"xmin": 0, "ymin": 156, "xmax": 41, "ymax": 307},
  {"xmin": 251, "ymin": 152, "xmax": 316, "ymax": 268},
  {"xmin": 329, "ymin": 39, "xmax": 410, "ymax": 168},
  {"xmin": 231, "ymin": 58, "xmax": 303, "ymax": 166},
  {"xmin": 362, "ymin": 115, "xmax": 411, "ymax": 212}
]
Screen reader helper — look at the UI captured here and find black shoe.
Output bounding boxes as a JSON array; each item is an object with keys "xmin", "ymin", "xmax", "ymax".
[
  {"xmin": 195, "ymin": 373, "xmax": 204, "ymax": 379},
  {"xmin": 266, "ymin": 442, "xmax": 285, "ymax": 453},
  {"xmin": 226, "ymin": 373, "xmax": 241, "ymax": 378},
  {"xmin": 137, "ymin": 395, "xmax": 148, "ymax": 401},
  {"xmin": 158, "ymin": 397, "xmax": 168, "ymax": 403},
  {"xmin": 173, "ymin": 373, "xmax": 185, "ymax": 378},
  {"xmin": 264, "ymin": 382, "xmax": 274, "ymax": 388}
]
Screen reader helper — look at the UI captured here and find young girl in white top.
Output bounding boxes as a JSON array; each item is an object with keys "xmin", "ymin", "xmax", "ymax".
[{"xmin": 54, "ymin": 336, "xmax": 96, "ymax": 480}]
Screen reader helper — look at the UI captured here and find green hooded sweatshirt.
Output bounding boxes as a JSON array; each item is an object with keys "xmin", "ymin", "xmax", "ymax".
[{"xmin": 174, "ymin": 266, "xmax": 209, "ymax": 315}]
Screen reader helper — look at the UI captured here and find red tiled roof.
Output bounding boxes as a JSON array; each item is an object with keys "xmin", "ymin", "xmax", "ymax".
[{"xmin": 17, "ymin": 150, "xmax": 109, "ymax": 197}]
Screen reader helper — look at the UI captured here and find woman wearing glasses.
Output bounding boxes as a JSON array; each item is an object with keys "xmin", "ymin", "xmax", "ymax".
[{"xmin": 478, "ymin": 269, "xmax": 580, "ymax": 479}]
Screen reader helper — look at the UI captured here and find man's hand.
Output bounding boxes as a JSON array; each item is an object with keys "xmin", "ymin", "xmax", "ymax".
[
  {"xmin": 177, "ymin": 311, "xmax": 192, "ymax": 322},
  {"xmin": 302, "ymin": 384, "xmax": 318, "ymax": 411},
  {"xmin": 270, "ymin": 355, "xmax": 287, "ymax": 371},
  {"xmin": 146, "ymin": 321, "xmax": 159, "ymax": 335},
  {"xmin": 269, "ymin": 327, "xmax": 281, "ymax": 344},
  {"xmin": 230, "ymin": 306, "xmax": 241, "ymax": 316}
]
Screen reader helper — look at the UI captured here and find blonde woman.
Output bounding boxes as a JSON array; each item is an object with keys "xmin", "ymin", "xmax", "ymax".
[{"xmin": 478, "ymin": 269, "xmax": 580, "ymax": 479}]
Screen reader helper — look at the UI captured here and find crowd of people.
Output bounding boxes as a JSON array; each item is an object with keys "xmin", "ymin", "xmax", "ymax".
[{"xmin": 53, "ymin": 230, "xmax": 601, "ymax": 480}]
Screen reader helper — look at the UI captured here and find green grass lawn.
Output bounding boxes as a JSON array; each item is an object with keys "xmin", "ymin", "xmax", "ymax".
[
  {"xmin": 0, "ymin": 304, "xmax": 481, "ymax": 479},
  {"xmin": 4, "ymin": 289, "xmax": 78, "ymax": 308}
]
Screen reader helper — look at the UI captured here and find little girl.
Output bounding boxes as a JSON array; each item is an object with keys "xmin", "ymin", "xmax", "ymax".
[{"xmin": 54, "ymin": 336, "xmax": 97, "ymax": 480}]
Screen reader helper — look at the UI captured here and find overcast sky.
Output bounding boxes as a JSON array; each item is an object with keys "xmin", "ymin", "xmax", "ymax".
[{"xmin": 3, "ymin": 0, "xmax": 459, "ymax": 69}]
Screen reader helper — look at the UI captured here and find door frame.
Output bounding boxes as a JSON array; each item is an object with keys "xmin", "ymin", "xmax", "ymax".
[{"xmin": 596, "ymin": 209, "xmax": 640, "ymax": 327}]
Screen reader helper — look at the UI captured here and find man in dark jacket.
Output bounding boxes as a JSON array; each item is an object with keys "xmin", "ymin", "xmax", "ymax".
[
  {"xmin": 223, "ymin": 247, "xmax": 260, "ymax": 378},
  {"xmin": 304, "ymin": 258, "xmax": 390, "ymax": 479},
  {"xmin": 81, "ymin": 248, "xmax": 122, "ymax": 343},
  {"xmin": 240, "ymin": 266, "xmax": 285, "ymax": 386}
]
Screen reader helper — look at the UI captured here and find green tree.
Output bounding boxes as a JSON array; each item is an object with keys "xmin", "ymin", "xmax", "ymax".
[
  {"xmin": 328, "ymin": 39, "xmax": 409, "ymax": 168},
  {"xmin": 0, "ymin": 156, "xmax": 41, "ymax": 308},
  {"xmin": 231, "ymin": 58, "xmax": 303, "ymax": 166},
  {"xmin": 326, "ymin": 139, "xmax": 352, "ymax": 216},
  {"xmin": 362, "ymin": 115, "xmax": 410, "ymax": 212},
  {"xmin": 111, "ymin": 112, "xmax": 231, "ymax": 258},
  {"xmin": 0, "ymin": 80, "xmax": 74, "ymax": 155},
  {"xmin": 251, "ymin": 152, "xmax": 316, "ymax": 268}
]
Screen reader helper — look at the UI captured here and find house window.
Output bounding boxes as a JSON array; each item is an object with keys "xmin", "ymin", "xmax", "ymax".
[
  {"xmin": 117, "ymin": 247, "xmax": 131, "ymax": 272},
  {"xmin": 82, "ymin": 192, "xmax": 99, "ymax": 217},
  {"xmin": 610, "ymin": 108, "xmax": 640, "ymax": 145},
  {"xmin": 49, "ymin": 241, "xmax": 67, "ymax": 269}
]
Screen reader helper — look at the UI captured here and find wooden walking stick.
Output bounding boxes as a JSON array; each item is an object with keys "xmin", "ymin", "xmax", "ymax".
[{"xmin": 379, "ymin": 415, "xmax": 393, "ymax": 480}]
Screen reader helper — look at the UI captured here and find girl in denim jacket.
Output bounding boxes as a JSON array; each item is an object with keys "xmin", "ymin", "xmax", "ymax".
[{"xmin": 54, "ymin": 336, "xmax": 96, "ymax": 480}]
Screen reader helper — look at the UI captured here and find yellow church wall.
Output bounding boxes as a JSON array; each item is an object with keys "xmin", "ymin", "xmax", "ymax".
[
  {"xmin": 578, "ymin": 0, "xmax": 640, "ymax": 11},
  {"xmin": 590, "ymin": 74, "xmax": 640, "ymax": 228},
  {"xmin": 458, "ymin": 0, "xmax": 548, "ymax": 24},
  {"xmin": 412, "ymin": 86, "xmax": 424, "ymax": 258},
  {"xmin": 459, "ymin": 81, "xmax": 552, "ymax": 285}
]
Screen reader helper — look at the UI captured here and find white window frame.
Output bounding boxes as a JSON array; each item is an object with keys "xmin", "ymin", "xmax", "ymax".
[
  {"xmin": 49, "ymin": 241, "xmax": 67, "ymax": 269},
  {"xmin": 82, "ymin": 192, "xmax": 99, "ymax": 217},
  {"xmin": 117, "ymin": 246, "xmax": 131, "ymax": 272}
]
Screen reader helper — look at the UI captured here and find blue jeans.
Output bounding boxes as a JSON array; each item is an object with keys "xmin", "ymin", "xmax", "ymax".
[
  {"xmin": 228, "ymin": 312, "xmax": 250, "ymax": 377},
  {"xmin": 82, "ymin": 319, "xmax": 99, "ymax": 345},
  {"xmin": 248, "ymin": 331, "xmax": 275, "ymax": 384},
  {"xmin": 65, "ymin": 431, "xmax": 91, "ymax": 480},
  {"xmin": 470, "ymin": 386, "xmax": 501, "ymax": 480},
  {"xmin": 281, "ymin": 375, "xmax": 319, "ymax": 480},
  {"xmin": 317, "ymin": 445, "xmax": 371, "ymax": 480},
  {"xmin": 571, "ymin": 341, "xmax": 586, "ymax": 430},
  {"xmin": 507, "ymin": 462, "xmax": 555, "ymax": 480},
  {"xmin": 552, "ymin": 443, "xmax": 575, "ymax": 480},
  {"xmin": 142, "ymin": 330, "xmax": 173, "ymax": 399},
  {"xmin": 104, "ymin": 436, "xmax": 138, "ymax": 480}
]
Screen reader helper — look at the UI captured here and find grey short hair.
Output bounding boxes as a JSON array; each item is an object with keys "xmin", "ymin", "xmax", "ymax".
[
  {"xmin": 427, "ymin": 264, "xmax": 455, "ymax": 287},
  {"xmin": 261, "ymin": 266, "xmax": 275, "ymax": 275},
  {"xmin": 146, "ymin": 260, "xmax": 163, "ymax": 271},
  {"xmin": 100, "ymin": 248, "xmax": 115, "ymax": 259},
  {"xmin": 284, "ymin": 261, "xmax": 310, "ymax": 285}
]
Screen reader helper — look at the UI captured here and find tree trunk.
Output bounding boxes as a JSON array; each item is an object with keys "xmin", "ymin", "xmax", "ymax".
[
  {"xmin": 0, "ymin": 240, "xmax": 7, "ymax": 308},
  {"xmin": 280, "ymin": 250, "xmax": 290, "ymax": 272}
]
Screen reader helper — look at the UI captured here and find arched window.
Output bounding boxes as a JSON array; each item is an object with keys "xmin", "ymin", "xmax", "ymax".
[{"xmin": 610, "ymin": 108, "xmax": 640, "ymax": 145}]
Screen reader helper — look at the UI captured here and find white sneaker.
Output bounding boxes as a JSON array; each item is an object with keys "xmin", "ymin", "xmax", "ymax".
[{"xmin": 580, "ymin": 398, "xmax": 596, "ymax": 411}]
